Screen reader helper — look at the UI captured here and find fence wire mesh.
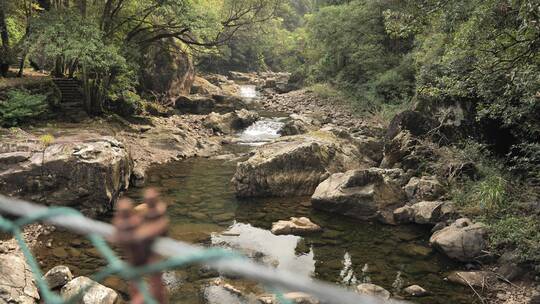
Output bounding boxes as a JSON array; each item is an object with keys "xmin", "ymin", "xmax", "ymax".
[{"xmin": 0, "ymin": 194, "xmax": 396, "ymax": 304}]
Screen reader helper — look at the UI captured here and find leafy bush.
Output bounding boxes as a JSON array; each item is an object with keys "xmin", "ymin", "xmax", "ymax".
[
  {"xmin": 449, "ymin": 141, "xmax": 540, "ymax": 262},
  {"xmin": 143, "ymin": 102, "xmax": 170, "ymax": 117},
  {"xmin": 508, "ymin": 143, "xmax": 540, "ymax": 185},
  {"xmin": 109, "ymin": 90, "xmax": 144, "ymax": 117},
  {"xmin": 489, "ymin": 216, "xmax": 540, "ymax": 263},
  {"xmin": 0, "ymin": 89, "xmax": 49, "ymax": 127},
  {"xmin": 308, "ymin": 83, "xmax": 348, "ymax": 101}
]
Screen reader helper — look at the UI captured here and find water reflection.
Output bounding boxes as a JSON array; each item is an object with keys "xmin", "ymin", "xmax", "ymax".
[
  {"xmin": 212, "ymin": 223, "xmax": 315, "ymax": 278},
  {"xmin": 339, "ymin": 252, "xmax": 358, "ymax": 286}
]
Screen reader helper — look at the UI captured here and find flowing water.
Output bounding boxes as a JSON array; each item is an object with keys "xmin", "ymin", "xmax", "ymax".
[
  {"xmin": 34, "ymin": 86, "xmax": 476, "ymax": 303},
  {"xmin": 239, "ymin": 85, "xmax": 258, "ymax": 100},
  {"xmin": 235, "ymin": 117, "xmax": 286, "ymax": 146}
]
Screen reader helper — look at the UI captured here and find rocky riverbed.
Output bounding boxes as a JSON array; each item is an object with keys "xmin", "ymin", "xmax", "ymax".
[{"xmin": 1, "ymin": 71, "xmax": 538, "ymax": 304}]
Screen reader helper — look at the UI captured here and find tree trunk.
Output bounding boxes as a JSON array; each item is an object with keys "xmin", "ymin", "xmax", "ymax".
[
  {"xmin": 17, "ymin": 52, "xmax": 26, "ymax": 77},
  {"xmin": 101, "ymin": 0, "xmax": 114, "ymax": 33},
  {"xmin": 53, "ymin": 56, "xmax": 64, "ymax": 77},
  {"xmin": 81, "ymin": 63, "xmax": 94, "ymax": 114},
  {"xmin": 0, "ymin": 2, "xmax": 10, "ymax": 77},
  {"xmin": 36, "ymin": 0, "xmax": 51, "ymax": 11},
  {"xmin": 78, "ymin": 0, "xmax": 86, "ymax": 18}
]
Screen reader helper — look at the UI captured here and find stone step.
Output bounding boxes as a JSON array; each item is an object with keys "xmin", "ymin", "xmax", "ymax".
[{"xmin": 53, "ymin": 78, "xmax": 85, "ymax": 104}]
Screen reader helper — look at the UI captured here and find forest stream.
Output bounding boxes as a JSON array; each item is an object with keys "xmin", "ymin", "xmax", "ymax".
[{"xmin": 32, "ymin": 87, "xmax": 474, "ymax": 304}]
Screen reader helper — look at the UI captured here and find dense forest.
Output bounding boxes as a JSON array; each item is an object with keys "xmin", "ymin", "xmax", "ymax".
[
  {"xmin": 1, "ymin": 0, "xmax": 540, "ymax": 303},
  {"xmin": 2, "ymin": 0, "xmax": 538, "ymax": 162}
]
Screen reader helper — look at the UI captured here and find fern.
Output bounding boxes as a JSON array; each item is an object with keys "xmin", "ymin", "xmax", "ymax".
[{"xmin": 0, "ymin": 89, "xmax": 48, "ymax": 127}]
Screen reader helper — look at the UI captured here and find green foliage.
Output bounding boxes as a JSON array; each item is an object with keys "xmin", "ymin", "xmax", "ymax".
[
  {"xmin": 109, "ymin": 90, "xmax": 144, "ymax": 117},
  {"xmin": 412, "ymin": 0, "xmax": 540, "ymax": 141},
  {"xmin": 39, "ymin": 133, "xmax": 55, "ymax": 147},
  {"xmin": 282, "ymin": 0, "xmax": 416, "ymax": 112},
  {"xmin": 0, "ymin": 89, "xmax": 48, "ymax": 126},
  {"xmin": 449, "ymin": 140, "xmax": 540, "ymax": 262},
  {"xmin": 307, "ymin": 83, "xmax": 349, "ymax": 101},
  {"xmin": 197, "ymin": 1, "xmax": 305, "ymax": 72},
  {"xmin": 508, "ymin": 143, "xmax": 540, "ymax": 183},
  {"xmin": 489, "ymin": 216, "xmax": 540, "ymax": 263},
  {"xmin": 451, "ymin": 141, "xmax": 509, "ymax": 216},
  {"xmin": 28, "ymin": 10, "xmax": 129, "ymax": 114}
]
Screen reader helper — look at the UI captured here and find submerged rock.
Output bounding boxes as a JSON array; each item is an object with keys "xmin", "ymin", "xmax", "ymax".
[
  {"xmin": 259, "ymin": 292, "xmax": 319, "ymax": 304},
  {"xmin": 356, "ymin": 283, "xmax": 391, "ymax": 300},
  {"xmin": 232, "ymin": 131, "xmax": 376, "ymax": 197},
  {"xmin": 0, "ymin": 254, "xmax": 40, "ymax": 304},
  {"xmin": 311, "ymin": 168, "xmax": 407, "ymax": 220},
  {"xmin": 271, "ymin": 217, "xmax": 321, "ymax": 235},
  {"xmin": 430, "ymin": 218, "xmax": 487, "ymax": 262},
  {"xmin": 0, "ymin": 137, "xmax": 132, "ymax": 216},
  {"xmin": 403, "ymin": 285, "xmax": 428, "ymax": 297},
  {"xmin": 61, "ymin": 276, "xmax": 118, "ymax": 304}
]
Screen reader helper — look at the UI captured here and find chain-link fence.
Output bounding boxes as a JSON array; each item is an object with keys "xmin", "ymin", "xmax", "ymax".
[{"xmin": 0, "ymin": 193, "xmax": 399, "ymax": 304}]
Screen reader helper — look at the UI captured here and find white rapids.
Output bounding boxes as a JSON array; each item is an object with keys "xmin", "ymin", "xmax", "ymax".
[{"xmin": 236, "ymin": 118, "xmax": 286, "ymax": 146}]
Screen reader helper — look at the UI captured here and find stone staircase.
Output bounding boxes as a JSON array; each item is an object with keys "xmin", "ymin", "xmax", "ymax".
[
  {"xmin": 53, "ymin": 78, "xmax": 85, "ymax": 103},
  {"xmin": 52, "ymin": 78, "xmax": 88, "ymax": 122}
]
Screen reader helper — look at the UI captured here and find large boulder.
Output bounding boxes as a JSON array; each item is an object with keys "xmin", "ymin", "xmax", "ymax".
[
  {"xmin": 429, "ymin": 218, "xmax": 487, "ymax": 261},
  {"xmin": 0, "ymin": 137, "xmax": 132, "ymax": 216},
  {"xmin": 174, "ymin": 95, "xmax": 215, "ymax": 114},
  {"xmin": 229, "ymin": 71, "xmax": 257, "ymax": 83},
  {"xmin": 311, "ymin": 168, "xmax": 407, "ymax": 220},
  {"xmin": 279, "ymin": 114, "xmax": 319, "ymax": 136},
  {"xmin": 204, "ymin": 74, "xmax": 229, "ymax": 86},
  {"xmin": 386, "ymin": 110, "xmax": 437, "ymax": 140},
  {"xmin": 204, "ymin": 110, "xmax": 259, "ymax": 134},
  {"xmin": 414, "ymin": 97, "xmax": 477, "ymax": 142},
  {"xmin": 394, "ymin": 201, "xmax": 455, "ymax": 225},
  {"xmin": 43, "ymin": 265, "xmax": 73, "ymax": 289},
  {"xmin": 61, "ymin": 276, "xmax": 118, "ymax": 304},
  {"xmin": 0, "ymin": 254, "xmax": 40, "ymax": 304},
  {"xmin": 411, "ymin": 201, "xmax": 444, "ymax": 224},
  {"xmin": 175, "ymin": 94, "xmax": 247, "ymax": 115},
  {"xmin": 139, "ymin": 39, "xmax": 194, "ymax": 97},
  {"xmin": 211, "ymin": 95, "xmax": 247, "ymax": 113},
  {"xmin": 191, "ymin": 76, "xmax": 223, "ymax": 95},
  {"xmin": 232, "ymin": 131, "xmax": 376, "ymax": 197},
  {"xmin": 404, "ymin": 176, "xmax": 445, "ymax": 202}
]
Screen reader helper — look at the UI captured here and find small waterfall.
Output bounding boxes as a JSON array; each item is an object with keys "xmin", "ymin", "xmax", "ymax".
[
  {"xmin": 239, "ymin": 85, "xmax": 258, "ymax": 99},
  {"xmin": 236, "ymin": 118, "xmax": 285, "ymax": 146}
]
